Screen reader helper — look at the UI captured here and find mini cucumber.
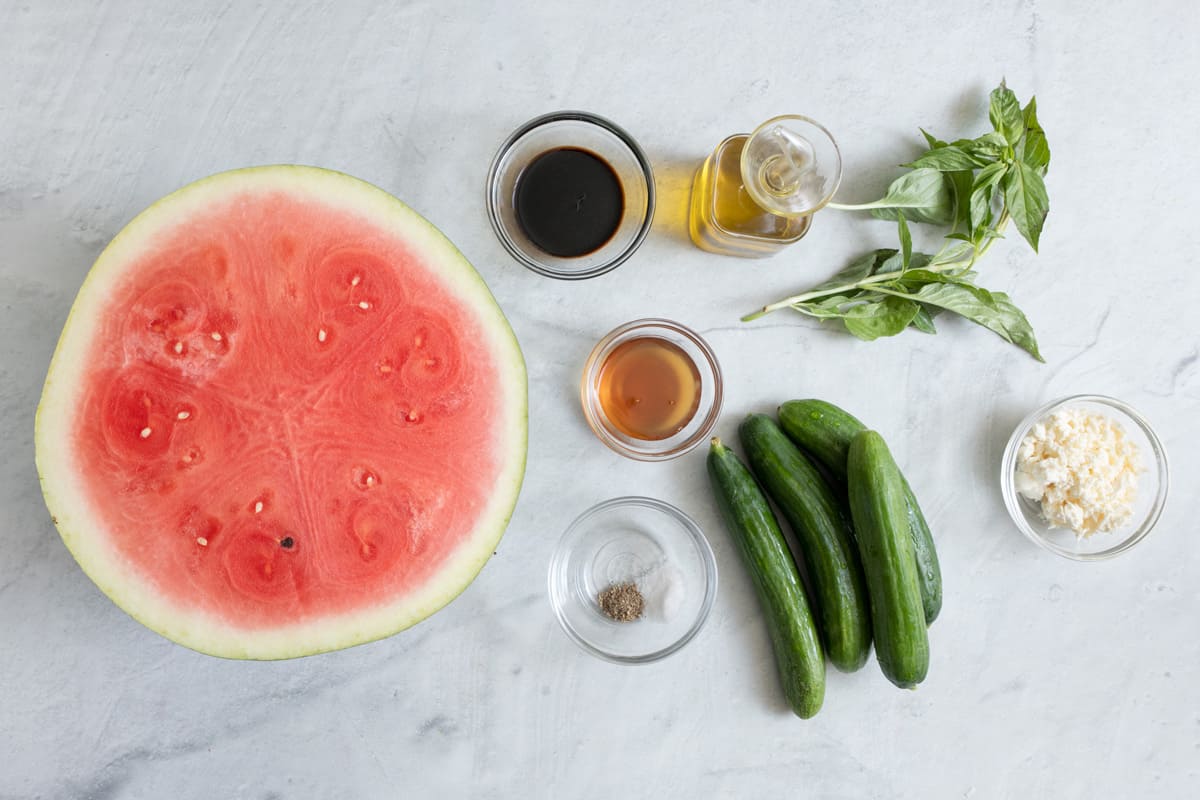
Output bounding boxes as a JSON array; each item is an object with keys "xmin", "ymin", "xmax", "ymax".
[
  {"xmin": 707, "ymin": 438, "xmax": 825, "ymax": 718},
  {"xmin": 778, "ymin": 399, "xmax": 943, "ymax": 625},
  {"xmin": 847, "ymin": 430, "xmax": 930, "ymax": 688},
  {"xmin": 777, "ymin": 400, "xmax": 865, "ymax": 488},
  {"xmin": 738, "ymin": 414, "xmax": 871, "ymax": 673}
]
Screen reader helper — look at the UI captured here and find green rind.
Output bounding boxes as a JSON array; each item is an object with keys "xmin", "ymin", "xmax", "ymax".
[
  {"xmin": 899, "ymin": 474, "xmax": 941, "ymax": 623},
  {"xmin": 706, "ymin": 438, "xmax": 825, "ymax": 718},
  {"xmin": 738, "ymin": 414, "xmax": 871, "ymax": 673},
  {"xmin": 778, "ymin": 399, "xmax": 943, "ymax": 624},
  {"xmin": 34, "ymin": 165, "xmax": 528, "ymax": 660},
  {"xmin": 847, "ymin": 431, "xmax": 929, "ymax": 688}
]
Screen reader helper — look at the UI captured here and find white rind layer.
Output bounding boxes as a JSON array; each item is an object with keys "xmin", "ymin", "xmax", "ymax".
[{"xmin": 34, "ymin": 165, "xmax": 528, "ymax": 660}]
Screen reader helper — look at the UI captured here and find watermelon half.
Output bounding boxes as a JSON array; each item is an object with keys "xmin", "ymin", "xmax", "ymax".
[{"xmin": 35, "ymin": 166, "xmax": 527, "ymax": 659}]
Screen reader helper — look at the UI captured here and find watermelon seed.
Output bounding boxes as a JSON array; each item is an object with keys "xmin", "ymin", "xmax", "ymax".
[
  {"xmin": 318, "ymin": 328, "xmax": 328, "ymax": 343},
  {"xmin": 352, "ymin": 466, "xmax": 380, "ymax": 489},
  {"xmin": 254, "ymin": 501, "xmax": 264, "ymax": 514},
  {"xmin": 351, "ymin": 274, "xmax": 361, "ymax": 286},
  {"xmin": 177, "ymin": 410, "xmax": 191, "ymax": 420},
  {"xmin": 196, "ymin": 537, "xmax": 208, "ymax": 546},
  {"xmin": 173, "ymin": 341, "xmax": 184, "ymax": 355},
  {"xmin": 358, "ymin": 301, "xmax": 371, "ymax": 310},
  {"xmin": 210, "ymin": 331, "xmax": 223, "ymax": 342},
  {"xmin": 377, "ymin": 360, "xmax": 393, "ymax": 375},
  {"xmin": 280, "ymin": 536, "xmax": 295, "ymax": 549},
  {"xmin": 140, "ymin": 427, "xmax": 153, "ymax": 439}
]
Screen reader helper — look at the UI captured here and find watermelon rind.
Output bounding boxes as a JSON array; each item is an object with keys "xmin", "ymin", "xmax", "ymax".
[{"xmin": 34, "ymin": 165, "xmax": 527, "ymax": 659}]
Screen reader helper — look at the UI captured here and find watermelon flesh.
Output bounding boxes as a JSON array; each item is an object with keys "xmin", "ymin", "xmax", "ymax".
[{"xmin": 35, "ymin": 167, "xmax": 527, "ymax": 659}]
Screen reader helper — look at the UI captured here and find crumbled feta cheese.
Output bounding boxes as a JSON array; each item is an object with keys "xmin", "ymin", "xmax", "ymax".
[{"xmin": 1015, "ymin": 407, "xmax": 1142, "ymax": 537}]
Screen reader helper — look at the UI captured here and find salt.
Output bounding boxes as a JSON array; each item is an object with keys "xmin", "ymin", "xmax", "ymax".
[
  {"xmin": 658, "ymin": 567, "xmax": 685, "ymax": 621},
  {"xmin": 637, "ymin": 562, "xmax": 685, "ymax": 623}
]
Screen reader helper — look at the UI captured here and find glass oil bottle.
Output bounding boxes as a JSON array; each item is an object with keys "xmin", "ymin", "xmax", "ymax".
[{"xmin": 688, "ymin": 115, "xmax": 842, "ymax": 258}]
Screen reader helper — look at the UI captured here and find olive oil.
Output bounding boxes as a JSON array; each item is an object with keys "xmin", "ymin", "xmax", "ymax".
[
  {"xmin": 688, "ymin": 116, "xmax": 841, "ymax": 258},
  {"xmin": 596, "ymin": 337, "xmax": 701, "ymax": 441},
  {"xmin": 689, "ymin": 135, "xmax": 811, "ymax": 257}
]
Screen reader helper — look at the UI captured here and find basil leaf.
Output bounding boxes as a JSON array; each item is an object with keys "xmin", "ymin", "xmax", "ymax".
[
  {"xmin": 920, "ymin": 128, "xmax": 946, "ymax": 149},
  {"xmin": 794, "ymin": 297, "xmax": 854, "ymax": 320},
  {"xmin": 878, "ymin": 251, "xmax": 931, "ymax": 275},
  {"xmin": 813, "ymin": 294, "xmax": 855, "ymax": 310},
  {"xmin": 1003, "ymin": 160, "xmax": 1049, "ymax": 252},
  {"xmin": 908, "ymin": 282, "xmax": 1044, "ymax": 361},
  {"xmin": 1019, "ymin": 96, "xmax": 1050, "ymax": 173},
  {"xmin": 877, "ymin": 253, "xmax": 905, "ymax": 274},
  {"xmin": 962, "ymin": 132, "xmax": 1008, "ymax": 161},
  {"xmin": 903, "ymin": 145, "xmax": 984, "ymax": 171},
  {"xmin": 842, "ymin": 295, "xmax": 921, "ymax": 341},
  {"xmin": 865, "ymin": 169, "xmax": 955, "ymax": 225},
  {"xmin": 989, "ymin": 292, "xmax": 1044, "ymax": 361},
  {"xmin": 796, "ymin": 289, "xmax": 880, "ymax": 320},
  {"xmin": 909, "ymin": 305, "xmax": 938, "ymax": 334},
  {"xmin": 811, "ymin": 249, "xmax": 896, "ymax": 292},
  {"xmin": 898, "ymin": 268, "xmax": 984, "ymax": 291},
  {"xmin": 927, "ymin": 240, "xmax": 976, "ymax": 267},
  {"xmin": 989, "ymin": 81, "xmax": 1024, "ymax": 146},
  {"xmin": 970, "ymin": 161, "xmax": 1007, "ymax": 231},
  {"xmin": 947, "ymin": 169, "xmax": 975, "ymax": 229},
  {"xmin": 898, "ymin": 212, "xmax": 912, "ymax": 269}
]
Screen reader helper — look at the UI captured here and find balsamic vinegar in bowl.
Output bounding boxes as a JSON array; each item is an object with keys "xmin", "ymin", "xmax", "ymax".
[
  {"xmin": 486, "ymin": 111, "xmax": 654, "ymax": 279},
  {"xmin": 514, "ymin": 147, "xmax": 624, "ymax": 258}
]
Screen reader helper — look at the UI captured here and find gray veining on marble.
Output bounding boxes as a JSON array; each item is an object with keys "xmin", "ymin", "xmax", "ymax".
[{"xmin": 2, "ymin": 1, "xmax": 1198, "ymax": 797}]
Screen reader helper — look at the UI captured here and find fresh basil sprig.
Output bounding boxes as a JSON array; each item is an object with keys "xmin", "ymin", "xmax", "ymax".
[{"xmin": 744, "ymin": 81, "xmax": 1050, "ymax": 361}]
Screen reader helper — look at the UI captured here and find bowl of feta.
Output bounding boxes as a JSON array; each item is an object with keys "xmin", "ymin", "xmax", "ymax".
[{"xmin": 1001, "ymin": 395, "xmax": 1169, "ymax": 560}]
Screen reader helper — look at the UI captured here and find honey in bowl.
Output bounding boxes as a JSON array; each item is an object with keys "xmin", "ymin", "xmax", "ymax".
[{"xmin": 596, "ymin": 336, "xmax": 702, "ymax": 441}]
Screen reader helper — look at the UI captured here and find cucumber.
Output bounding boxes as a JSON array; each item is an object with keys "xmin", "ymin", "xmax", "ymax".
[
  {"xmin": 847, "ymin": 430, "xmax": 929, "ymax": 688},
  {"xmin": 738, "ymin": 414, "xmax": 871, "ymax": 673},
  {"xmin": 777, "ymin": 400, "xmax": 866, "ymax": 487},
  {"xmin": 778, "ymin": 399, "xmax": 943, "ymax": 625},
  {"xmin": 706, "ymin": 438, "xmax": 825, "ymax": 718}
]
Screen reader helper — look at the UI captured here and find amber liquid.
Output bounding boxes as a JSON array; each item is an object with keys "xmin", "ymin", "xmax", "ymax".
[
  {"xmin": 597, "ymin": 337, "xmax": 702, "ymax": 440},
  {"xmin": 688, "ymin": 135, "xmax": 811, "ymax": 257}
]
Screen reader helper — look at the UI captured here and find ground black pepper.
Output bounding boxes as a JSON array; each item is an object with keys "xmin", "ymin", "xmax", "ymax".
[{"xmin": 597, "ymin": 582, "xmax": 644, "ymax": 622}]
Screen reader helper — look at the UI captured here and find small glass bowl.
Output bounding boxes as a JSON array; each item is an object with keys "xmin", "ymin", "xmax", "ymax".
[
  {"xmin": 1000, "ymin": 394, "xmax": 1169, "ymax": 560},
  {"xmin": 486, "ymin": 111, "xmax": 655, "ymax": 280},
  {"xmin": 580, "ymin": 319, "xmax": 723, "ymax": 461},
  {"xmin": 547, "ymin": 496, "xmax": 718, "ymax": 664}
]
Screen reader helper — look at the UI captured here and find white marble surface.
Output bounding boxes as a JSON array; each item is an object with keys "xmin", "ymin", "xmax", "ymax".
[{"xmin": 2, "ymin": 1, "xmax": 1198, "ymax": 797}]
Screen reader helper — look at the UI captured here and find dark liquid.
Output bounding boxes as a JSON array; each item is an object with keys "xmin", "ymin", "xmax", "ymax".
[{"xmin": 514, "ymin": 147, "xmax": 624, "ymax": 258}]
